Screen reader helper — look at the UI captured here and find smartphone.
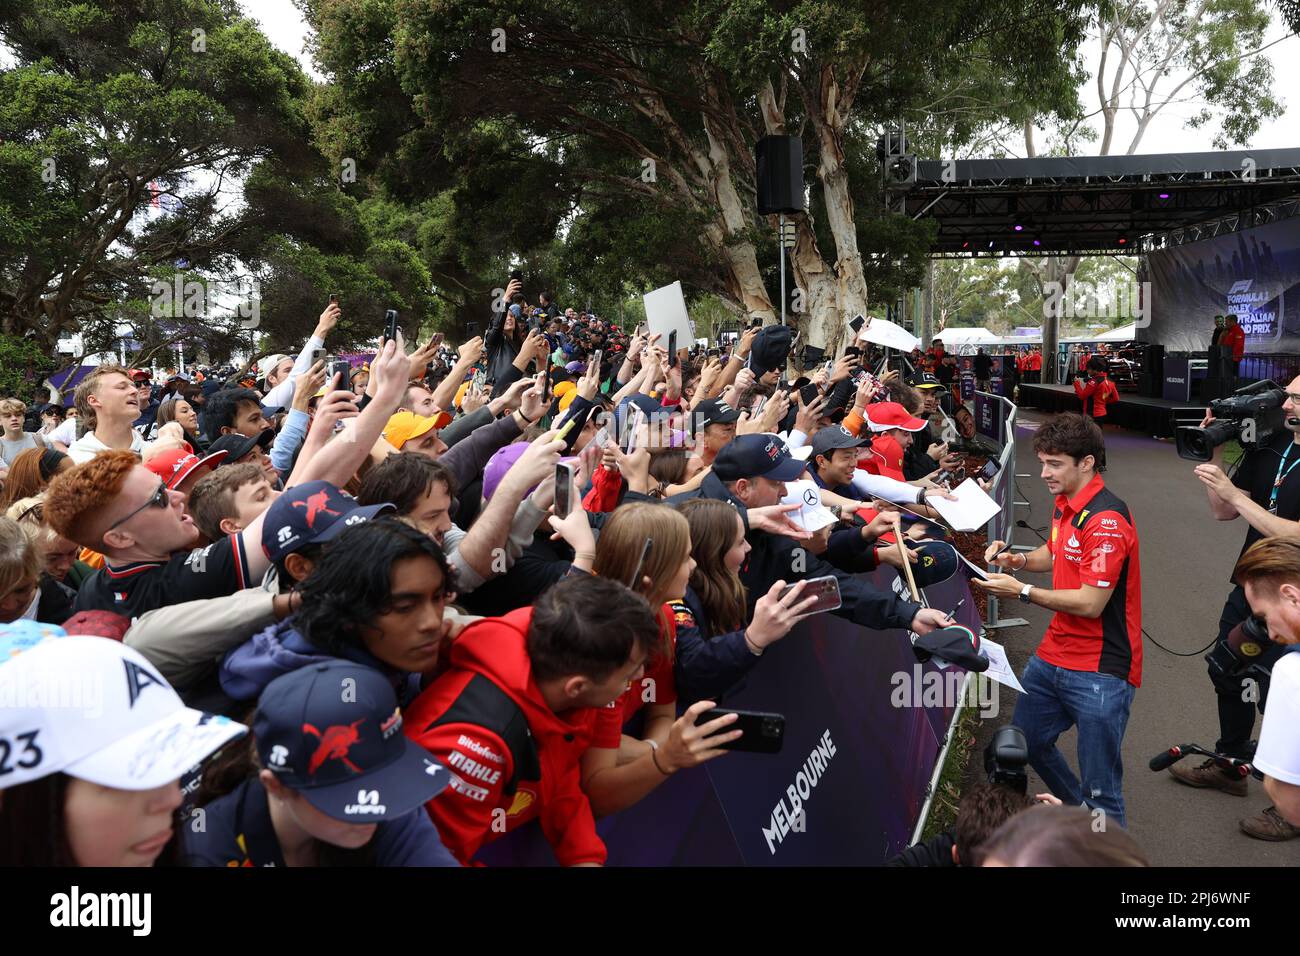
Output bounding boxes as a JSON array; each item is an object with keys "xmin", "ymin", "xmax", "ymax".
[
  {"xmin": 799, "ymin": 382, "xmax": 821, "ymax": 405},
  {"xmin": 329, "ymin": 293, "xmax": 340, "ymax": 304},
  {"xmin": 694, "ymin": 708, "xmax": 785, "ymax": 754},
  {"xmin": 822, "ymin": 360, "xmax": 834, "ymax": 377},
  {"xmin": 591, "ymin": 349, "xmax": 603, "ymax": 372},
  {"xmin": 749, "ymin": 316, "xmax": 763, "ymax": 329},
  {"xmin": 328, "ymin": 359, "xmax": 351, "ymax": 388},
  {"xmin": 624, "ymin": 404, "xmax": 644, "ymax": 453},
  {"xmin": 627, "ymin": 538, "xmax": 653, "ymax": 590},
  {"xmin": 472, "ymin": 367, "xmax": 486, "ymax": 391},
  {"xmin": 542, "ymin": 361, "xmax": 552, "ymax": 402},
  {"xmin": 751, "ymin": 396, "xmax": 767, "ymax": 418},
  {"xmin": 707, "ymin": 347, "xmax": 720, "ymax": 358},
  {"xmin": 383, "ymin": 309, "xmax": 399, "ymax": 344},
  {"xmin": 848, "ymin": 314, "xmax": 866, "ymax": 337},
  {"xmin": 509, "ymin": 269, "xmax": 524, "ymax": 283},
  {"xmin": 554, "ymin": 461, "xmax": 575, "ymax": 519},
  {"xmin": 429, "ymin": 332, "xmax": 444, "ymax": 349},
  {"xmin": 779, "ymin": 575, "xmax": 842, "ymax": 615},
  {"xmin": 668, "ymin": 330, "xmax": 677, "ymax": 368},
  {"xmin": 309, "ymin": 346, "xmax": 328, "ymax": 367},
  {"xmin": 978, "ymin": 458, "xmax": 1001, "ymax": 482}
]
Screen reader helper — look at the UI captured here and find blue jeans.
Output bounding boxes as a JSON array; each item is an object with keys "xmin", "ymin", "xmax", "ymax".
[{"xmin": 1012, "ymin": 655, "xmax": 1137, "ymax": 829}]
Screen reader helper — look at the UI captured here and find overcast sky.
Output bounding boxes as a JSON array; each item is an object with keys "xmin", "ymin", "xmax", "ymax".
[{"xmin": 241, "ymin": 0, "xmax": 1299, "ymax": 157}]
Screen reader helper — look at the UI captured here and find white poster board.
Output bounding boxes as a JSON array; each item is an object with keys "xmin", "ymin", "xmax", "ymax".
[{"xmin": 643, "ymin": 281, "xmax": 693, "ymax": 345}]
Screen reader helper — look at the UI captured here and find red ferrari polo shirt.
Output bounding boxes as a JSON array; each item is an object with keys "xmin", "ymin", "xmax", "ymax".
[{"xmin": 1039, "ymin": 473, "xmax": 1143, "ymax": 687}]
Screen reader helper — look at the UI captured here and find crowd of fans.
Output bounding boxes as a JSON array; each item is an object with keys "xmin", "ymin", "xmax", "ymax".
[{"xmin": 1, "ymin": 280, "xmax": 1294, "ymax": 869}]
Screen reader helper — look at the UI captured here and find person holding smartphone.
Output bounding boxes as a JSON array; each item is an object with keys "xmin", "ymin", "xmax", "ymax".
[
  {"xmin": 580, "ymin": 503, "xmax": 741, "ymax": 814},
  {"xmin": 672, "ymin": 498, "xmax": 820, "ymax": 703}
]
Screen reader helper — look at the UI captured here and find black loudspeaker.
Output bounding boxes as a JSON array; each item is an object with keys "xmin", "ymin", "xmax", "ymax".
[
  {"xmin": 756, "ymin": 135, "xmax": 803, "ymax": 215},
  {"xmin": 1142, "ymin": 344, "xmax": 1164, "ymax": 397}
]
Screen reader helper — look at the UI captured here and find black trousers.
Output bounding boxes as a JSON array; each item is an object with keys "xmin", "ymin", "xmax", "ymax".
[{"xmin": 1208, "ymin": 585, "xmax": 1288, "ymax": 758}]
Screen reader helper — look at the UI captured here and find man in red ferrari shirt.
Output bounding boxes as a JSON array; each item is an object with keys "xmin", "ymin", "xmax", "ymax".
[
  {"xmin": 403, "ymin": 573, "xmax": 659, "ymax": 866},
  {"xmin": 1219, "ymin": 313, "xmax": 1246, "ymax": 397},
  {"xmin": 973, "ymin": 414, "xmax": 1142, "ymax": 828}
]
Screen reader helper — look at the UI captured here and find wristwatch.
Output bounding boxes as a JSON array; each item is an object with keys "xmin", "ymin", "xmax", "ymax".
[{"xmin": 1019, "ymin": 583, "xmax": 1033, "ymax": 604}]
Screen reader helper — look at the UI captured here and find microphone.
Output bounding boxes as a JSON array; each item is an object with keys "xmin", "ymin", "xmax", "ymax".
[{"xmin": 1148, "ymin": 746, "xmax": 1184, "ymax": 772}]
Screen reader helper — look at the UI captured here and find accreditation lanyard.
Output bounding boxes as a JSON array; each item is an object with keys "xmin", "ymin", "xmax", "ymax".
[{"xmin": 1269, "ymin": 443, "xmax": 1300, "ymax": 513}]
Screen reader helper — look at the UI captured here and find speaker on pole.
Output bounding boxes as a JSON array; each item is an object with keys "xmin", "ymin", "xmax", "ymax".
[{"xmin": 756, "ymin": 135, "xmax": 803, "ymax": 215}]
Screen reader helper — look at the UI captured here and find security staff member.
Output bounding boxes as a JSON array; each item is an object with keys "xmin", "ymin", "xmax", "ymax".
[{"xmin": 1175, "ymin": 376, "xmax": 1300, "ymax": 841}]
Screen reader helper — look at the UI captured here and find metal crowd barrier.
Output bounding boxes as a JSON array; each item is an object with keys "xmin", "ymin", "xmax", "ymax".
[{"xmin": 974, "ymin": 390, "xmax": 1029, "ymax": 630}]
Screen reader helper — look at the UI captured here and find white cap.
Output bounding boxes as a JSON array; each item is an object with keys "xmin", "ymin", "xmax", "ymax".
[
  {"xmin": 259, "ymin": 354, "xmax": 290, "ymax": 380},
  {"xmin": 781, "ymin": 479, "xmax": 838, "ymax": 533},
  {"xmin": 0, "ymin": 635, "xmax": 246, "ymax": 790}
]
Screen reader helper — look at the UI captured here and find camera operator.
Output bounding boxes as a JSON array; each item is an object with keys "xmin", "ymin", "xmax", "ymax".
[
  {"xmin": 1233, "ymin": 538, "xmax": 1300, "ymax": 829},
  {"xmin": 885, "ymin": 728, "xmax": 1053, "ymax": 867},
  {"xmin": 1175, "ymin": 381, "xmax": 1300, "ymax": 841}
]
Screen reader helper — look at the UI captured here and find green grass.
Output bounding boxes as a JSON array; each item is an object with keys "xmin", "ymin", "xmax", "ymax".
[{"xmin": 920, "ymin": 703, "xmax": 981, "ymax": 841}]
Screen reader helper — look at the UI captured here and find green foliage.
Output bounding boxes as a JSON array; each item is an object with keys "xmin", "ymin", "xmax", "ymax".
[{"xmin": 0, "ymin": 334, "xmax": 56, "ymax": 403}]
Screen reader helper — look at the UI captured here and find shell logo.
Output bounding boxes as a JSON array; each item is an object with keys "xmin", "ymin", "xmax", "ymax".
[{"xmin": 507, "ymin": 788, "xmax": 537, "ymax": 817}]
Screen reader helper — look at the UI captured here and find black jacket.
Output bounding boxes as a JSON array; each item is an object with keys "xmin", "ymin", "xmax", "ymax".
[{"xmin": 675, "ymin": 473, "xmax": 921, "ymax": 634}]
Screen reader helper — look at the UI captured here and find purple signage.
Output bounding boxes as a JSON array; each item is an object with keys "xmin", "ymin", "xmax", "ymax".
[{"xmin": 475, "ymin": 566, "xmax": 981, "ymax": 866}]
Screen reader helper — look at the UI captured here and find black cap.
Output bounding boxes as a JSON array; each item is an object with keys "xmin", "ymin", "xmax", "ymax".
[
  {"xmin": 712, "ymin": 434, "xmax": 807, "ymax": 483},
  {"xmin": 810, "ymin": 424, "xmax": 870, "ymax": 459},
  {"xmin": 254, "ymin": 661, "xmax": 449, "ymax": 821},
  {"xmin": 208, "ymin": 428, "xmax": 275, "ymax": 464},
  {"xmin": 746, "ymin": 325, "xmax": 794, "ymax": 377},
  {"xmin": 693, "ymin": 398, "xmax": 741, "ymax": 432},
  {"xmin": 912, "ymin": 625, "xmax": 988, "ymax": 672},
  {"xmin": 910, "ymin": 372, "xmax": 944, "ymax": 390}
]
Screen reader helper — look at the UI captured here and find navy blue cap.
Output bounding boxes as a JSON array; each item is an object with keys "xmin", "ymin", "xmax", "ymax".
[
  {"xmin": 712, "ymin": 434, "xmax": 807, "ymax": 483},
  {"xmin": 615, "ymin": 393, "xmax": 669, "ymax": 437},
  {"xmin": 255, "ymin": 661, "xmax": 449, "ymax": 821},
  {"xmin": 260, "ymin": 480, "xmax": 395, "ymax": 562}
]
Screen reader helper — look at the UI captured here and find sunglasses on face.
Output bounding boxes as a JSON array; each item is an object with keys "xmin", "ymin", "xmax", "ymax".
[{"xmin": 106, "ymin": 481, "xmax": 170, "ymax": 531}]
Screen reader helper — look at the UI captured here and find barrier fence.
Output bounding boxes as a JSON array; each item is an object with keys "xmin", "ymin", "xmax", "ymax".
[
  {"xmin": 476, "ymin": 563, "xmax": 981, "ymax": 866},
  {"xmin": 974, "ymin": 390, "xmax": 1030, "ymax": 630}
]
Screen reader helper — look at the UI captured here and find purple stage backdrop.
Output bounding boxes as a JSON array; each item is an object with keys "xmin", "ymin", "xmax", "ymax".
[
  {"xmin": 1147, "ymin": 216, "xmax": 1300, "ymax": 353},
  {"xmin": 476, "ymin": 565, "xmax": 980, "ymax": 866}
]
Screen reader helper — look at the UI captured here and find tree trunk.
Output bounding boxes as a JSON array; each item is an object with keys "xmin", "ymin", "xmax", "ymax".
[
  {"xmin": 807, "ymin": 66, "xmax": 869, "ymax": 344},
  {"xmin": 1039, "ymin": 254, "xmax": 1080, "ymax": 383}
]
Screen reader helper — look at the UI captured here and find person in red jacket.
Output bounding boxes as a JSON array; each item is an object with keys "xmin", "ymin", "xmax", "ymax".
[
  {"xmin": 1219, "ymin": 313, "xmax": 1246, "ymax": 396},
  {"xmin": 403, "ymin": 573, "xmax": 659, "ymax": 866},
  {"xmin": 1073, "ymin": 357, "xmax": 1119, "ymax": 422}
]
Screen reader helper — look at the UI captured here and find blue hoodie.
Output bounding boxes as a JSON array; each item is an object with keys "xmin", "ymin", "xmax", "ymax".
[{"xmin": 219, "ymin": 616, "xmax": 419, "ymax": 705}]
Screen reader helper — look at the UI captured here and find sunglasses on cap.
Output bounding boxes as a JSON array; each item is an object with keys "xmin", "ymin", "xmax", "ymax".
[{"xmin": 106, "ymin": 481, "xmax": 170, "ymax": 531}]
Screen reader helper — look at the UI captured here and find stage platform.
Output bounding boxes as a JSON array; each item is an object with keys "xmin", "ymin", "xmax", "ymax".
[{"xmin": 1016, "ymin": 383, "xmax": 1203, "ymax": 437}]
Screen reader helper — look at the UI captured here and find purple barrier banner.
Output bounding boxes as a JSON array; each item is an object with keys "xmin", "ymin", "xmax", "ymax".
[{"xmin": 477, "ymin": 565, "xmax": 981, "ymax": 866}]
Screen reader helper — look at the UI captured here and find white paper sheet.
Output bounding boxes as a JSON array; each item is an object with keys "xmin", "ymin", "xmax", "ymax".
[
  {"xmin": 928, "ymin": 478, "xmax": 1001, "ymax": 532},
  {"xmin": 642, "ymin": 281, "xmax": 693, "ymax": 346},
  {"xmin": 977, "ymin": 636, "xmax": 1025, "ymax": 693}
]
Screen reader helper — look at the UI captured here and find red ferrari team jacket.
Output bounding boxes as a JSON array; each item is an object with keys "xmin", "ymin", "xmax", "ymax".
[
  {"xmin": 1073, "ymin": 373, "xmax": 1119, "ymax": 418},
  {"xmin": 403, "ymin": 608, "xmax": 615, "ymax": 866}
]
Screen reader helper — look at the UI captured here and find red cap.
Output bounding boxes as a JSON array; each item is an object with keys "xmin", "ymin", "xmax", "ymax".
[
  {"xmin": 129, "ymin": 368, "xmax": 152, "ymax": 382},
  {"xmin": 865, "ymin": 401, "xmax": 928, "ymax": 433},
  {"xmin": 62, "ymin": 610, "xmax": 130, "ymax": 642},
  {"xmin": 145, "ymin": 448, "xmax": 228, "ymax": 489}
]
